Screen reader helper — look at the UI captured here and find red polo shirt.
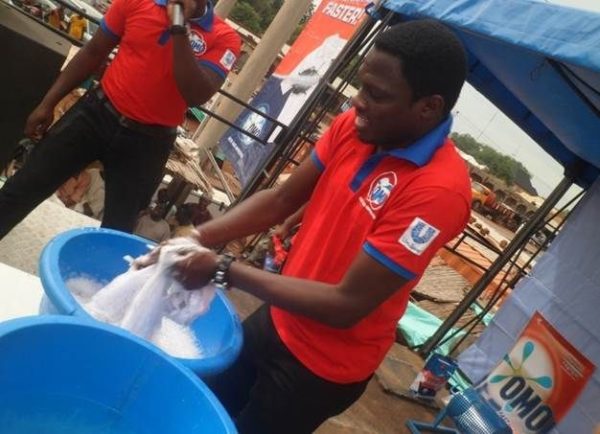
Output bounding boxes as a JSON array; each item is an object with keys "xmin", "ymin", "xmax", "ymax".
[
  {"xmin": 271, "ymin": 109, "xmax": 472, "ymax": 383},
  {"xmin": 100, "ymin": 0, "xmax": 240, "ymax": 126}
]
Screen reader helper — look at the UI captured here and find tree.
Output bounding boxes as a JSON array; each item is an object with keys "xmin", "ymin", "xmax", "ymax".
[
  {"xmin": 256, "ymin": 0, "xmax": 283, "ymax": 32},
  {"xmin": 450, "ymin": 132, "xmax": 481, "ymax": 157},
  {"xmin": 451, "ymin": 132, "xmax": 534, "ymax": 191},
  {"xmin": 229, "ymin": 0, "xmax": 282, "ymax": 36},
  {"xmin": 229, "ymin": 1, "xmax": 262, "ymax": 35},
  {"xmin": 228, "ymin": 0, "xmax": 313, "ymax": 41}
]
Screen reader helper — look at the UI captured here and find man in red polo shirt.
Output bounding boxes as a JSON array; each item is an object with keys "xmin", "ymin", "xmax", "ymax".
[
  {"xmin": 172, "ymin": 20, "xmax": 471, "ymax": 434},
  {"xmin": 0, "ymin": 0, "xmax": 240, "ymax": 238}
]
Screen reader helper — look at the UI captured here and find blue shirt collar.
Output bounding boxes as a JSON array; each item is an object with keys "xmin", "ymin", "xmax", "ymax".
[
  {"xmin": 385, "ymin": 116, "xmax": 453, "ymax": 167},
  {"xmin": 154, "ymin": 0, "xmax": 214, "ymax": 31}
]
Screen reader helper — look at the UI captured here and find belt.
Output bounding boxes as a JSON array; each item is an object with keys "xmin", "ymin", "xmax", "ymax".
[{"xmin": 92, "ymin": 87, "xmax": 178, "ymax": 138}]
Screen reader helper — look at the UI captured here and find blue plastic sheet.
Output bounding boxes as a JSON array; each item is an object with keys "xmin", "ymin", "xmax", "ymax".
[
  {"xmin": 398, "ymin": 302, "xmax": 465, "ymax": 356},
  {"xmin": 380, "ymin": 0, "xmax": 600, "ymax": 186}
]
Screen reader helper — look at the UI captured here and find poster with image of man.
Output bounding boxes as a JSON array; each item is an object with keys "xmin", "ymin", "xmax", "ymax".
[{"xmin": 219, "ymin": 0, "xmax": 369, "ymax": 186}]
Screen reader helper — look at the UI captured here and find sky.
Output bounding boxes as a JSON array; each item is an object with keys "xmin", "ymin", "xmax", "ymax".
[
  {"xmin": 307, "ymin": 0, "xmax": 598, "ymax": 204},
  {"xmin": 451, "ymin": 84, "xmax": 571, "ymax": 201},
  {"xmin": 451, "ymin": 0, "xmax": 599, "ymax": 205}
]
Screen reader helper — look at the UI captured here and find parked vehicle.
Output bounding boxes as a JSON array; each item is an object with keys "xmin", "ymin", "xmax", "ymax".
[
  {"xmin": 529, "ymin": 225, "xmax": 556, "ymax": 249},
  {"xmin": 470, "ymin": 181, "xmax": 522, "ymax": 231},
  {"xmin": 487, "ymin": 202, "xmax": 522, "ymax": 231},
  {"xmin": 471, "ymin": 181, "xmax": 494, "ymax": 212}
]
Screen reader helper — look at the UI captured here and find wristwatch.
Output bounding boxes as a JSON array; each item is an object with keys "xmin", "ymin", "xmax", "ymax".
[
  {"xmin": 170, "ymin": 24, "xmax": 188, "ymax": 35},
  {"xmin": 212, "ymin": 253, "xmax": 236, "ymax": 290}
]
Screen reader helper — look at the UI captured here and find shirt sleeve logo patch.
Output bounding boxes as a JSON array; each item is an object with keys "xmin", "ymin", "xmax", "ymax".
[
  {"xmin": 399, "ymin": 217, "xmax": 440, "ymax": 256},
  {"xmin": 188, "ymin": 30, "xmax": 207, "ymax": 55},
  {"xmin": 220, "ymin": 49, "xmax": 237, "ymax": 71}
]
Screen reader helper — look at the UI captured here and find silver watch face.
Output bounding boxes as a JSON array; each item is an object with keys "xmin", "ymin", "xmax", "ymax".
[
  {"xmin": 212, "ymin": 269, "xmax": 227, "ymax": 288},
  {"xmin": 212, "ymin": 255, "xmax": 234, "ymax": 290}
]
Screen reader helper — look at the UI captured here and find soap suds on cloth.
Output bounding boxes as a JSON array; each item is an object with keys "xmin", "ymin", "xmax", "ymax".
[{"xmin": 66, "ymin": 239, "xmax": 215, "ymax": 359}]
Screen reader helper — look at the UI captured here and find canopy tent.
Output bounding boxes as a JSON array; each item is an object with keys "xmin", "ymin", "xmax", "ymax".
[
  {"xmin": 371, "ymin": 3, "xmax": 600, "ymax": 430},
  {"xmin": 380, "ymin": 0, "xmax": 600, "ymax": 187}
]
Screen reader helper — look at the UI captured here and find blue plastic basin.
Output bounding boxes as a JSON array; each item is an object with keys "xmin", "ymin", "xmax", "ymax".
[
  {"xmin": 39, "ymin": 227, "xmax": 243, "ymax": 377},
  {"xmin": 0, "ymin": 316, "xmax": 236, "ymax": 433}
]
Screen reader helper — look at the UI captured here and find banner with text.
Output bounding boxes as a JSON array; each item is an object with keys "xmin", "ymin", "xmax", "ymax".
[
  {"xmin": 476, "ymin": 312, "xmax": 595, "ymax": 433},
  {"xmin": 219, "ymin": 0, "xmax": 369, "ymax": 186}
]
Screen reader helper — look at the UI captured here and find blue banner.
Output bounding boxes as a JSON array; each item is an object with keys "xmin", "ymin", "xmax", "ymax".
[{"xmin": 218, "ymin": 76, "xmax": 287, "ymax": 186}]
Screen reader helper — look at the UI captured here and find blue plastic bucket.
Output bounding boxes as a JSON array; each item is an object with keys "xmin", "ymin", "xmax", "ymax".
[
  {"xmin": 0, "ymin": 316, "xmax": 236, "ymax": 433},
  {"xmin": 39, "ymin": 227, "xmax": 243, "ymax": 377}
]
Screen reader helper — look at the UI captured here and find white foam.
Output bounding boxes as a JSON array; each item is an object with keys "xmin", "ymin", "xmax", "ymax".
[
  {"xmin": 66, "ymin": 276, "xmax": 104, "ymax": 304},
  {"xmin": 65, "ymin": 272, "xmax": 205, "ymax": 359},
  {"xmin": 152, "ymin": 317, "xmax": 203, "ymax": 359}
]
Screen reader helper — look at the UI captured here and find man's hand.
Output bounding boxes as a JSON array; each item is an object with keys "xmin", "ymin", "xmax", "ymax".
[
  {"xmin": 173, "ymin": 249, "xmax": 219, "ymax": 290},
  {"xmin": 167, "ymin": 0, "xmax": 198, "ymax": 23},
  {"xmin": 130, "ymin": 244, "xmax": 162, "ymax": 270},
  {"xmin": 24, "ymin": 103, "xmax": 54, "ymax": 140},
  {"xmin": 273, "ymin": 225, "xmax": 290, "ymax": 241},
  {"xmin": 63, "ymin": 198, "xmax": 76, "ymax": 208},
  {"xmin": 131, "ymin": 233, "xmax": 201, "ymax": 270}
]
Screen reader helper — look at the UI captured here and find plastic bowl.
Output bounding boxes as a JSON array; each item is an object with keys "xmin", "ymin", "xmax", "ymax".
[
  {"xmin": 39, "ymin": 227, "xmax": 243, "ymax": 377},
  {"xmin": 0, "ymin": 316, "xmax": 236, "ymax": 433}
]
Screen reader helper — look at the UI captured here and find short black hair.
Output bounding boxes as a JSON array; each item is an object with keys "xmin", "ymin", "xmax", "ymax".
[
  {"xmin": 374, "ymin": 19, "xmax": 467, "ymax": 113},
  {"xmin": 176, "ymin": 203, "xmax": 194, "ymax": 225}
]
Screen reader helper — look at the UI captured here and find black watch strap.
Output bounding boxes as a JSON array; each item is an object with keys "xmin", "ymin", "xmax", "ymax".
[
  {"xmin": 212, "ymin": 253, "xmax": 236, "ymax": 290},
  {"xmin": 170, "ymin": 24, "xmax": 188, "ymax": 35}
]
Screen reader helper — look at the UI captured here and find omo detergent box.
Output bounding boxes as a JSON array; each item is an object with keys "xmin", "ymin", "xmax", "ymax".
[{"xmin": 476, "ymin": 312, "xmax": 595, "ymax": 433}]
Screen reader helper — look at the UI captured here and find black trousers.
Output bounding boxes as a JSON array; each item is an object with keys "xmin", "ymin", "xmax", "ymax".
[
  {"xmin": 0, "ymin": 91, "xmax": 175, "ymax": 239},
  {"xmin": 206, "ymin": 304, "xmax": 370, "ymax": 434}
]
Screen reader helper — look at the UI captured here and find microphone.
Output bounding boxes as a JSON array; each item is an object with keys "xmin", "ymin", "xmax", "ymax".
[{"xmin": 172, "ymin": 2, "xmax": 185, "ymax": 26}]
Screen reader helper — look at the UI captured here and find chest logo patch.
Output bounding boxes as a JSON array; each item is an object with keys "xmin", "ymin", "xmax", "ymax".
[
  {"xmin": 189, "ymin": 30, "xmax": 207, "ymax": 56},
  {"xmin": 399, "ymin": 217, "xmax": 440, "ymax": 256},
  {"xmin": 365, "ymin": 171, "xmax": 397, "ymax": 211}
]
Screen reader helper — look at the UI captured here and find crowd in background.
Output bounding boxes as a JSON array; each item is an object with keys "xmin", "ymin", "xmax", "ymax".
[
  {"xmin": 10, "ymin": 0, "xmax": 105, "ymax": 41},
  {"xmin": 133, "ymin": 189, "xmax": 214, "ymax": 243}
]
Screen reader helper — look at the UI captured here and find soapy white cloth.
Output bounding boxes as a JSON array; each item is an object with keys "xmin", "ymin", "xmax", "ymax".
[
  {"xmin": 85, "ymin": 266, "xmax": 156, "ymax": 325},
  {"xmin": 84, "ymin": 238, "xmax": 216, "ymax": 341}
]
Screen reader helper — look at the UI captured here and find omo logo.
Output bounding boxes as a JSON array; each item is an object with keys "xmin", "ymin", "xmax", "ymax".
[
  {"xmin": 188, "ymin": 30, "xmax": 207, "ymax": 55},
  {"xmin": 238, "ymin": 104, "xmax": 270, "ymax": 147},
  {"xmin": 366, "ymin": 171, "xmax": 397, "ymax": 210},
  {"xmin": 483, "ymin": 340, "xmax": 556, "ymax": 433}
]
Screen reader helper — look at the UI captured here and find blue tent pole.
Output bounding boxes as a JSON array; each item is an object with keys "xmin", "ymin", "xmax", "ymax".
[{"xmin": 419, "ymin": 174, "xmax": 575, "ymax": 357}]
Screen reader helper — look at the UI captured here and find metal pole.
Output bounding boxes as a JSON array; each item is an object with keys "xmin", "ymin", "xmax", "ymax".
[{"xmin": 419, "ymin": 174, "xmax": 575, "ymax": 356}]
